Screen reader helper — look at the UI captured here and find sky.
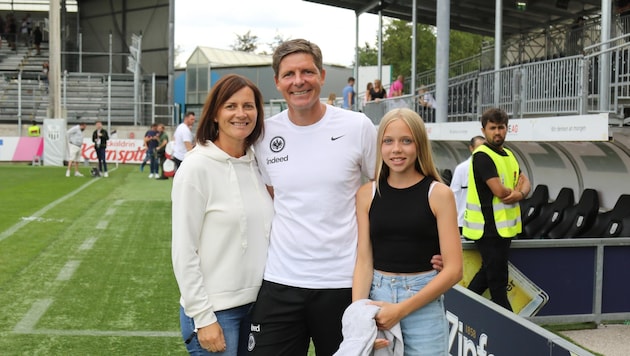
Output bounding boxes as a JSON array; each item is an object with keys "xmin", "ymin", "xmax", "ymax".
[{"xmin": 174, "ymin": 0, "xmax": 383, "ymax": 67}]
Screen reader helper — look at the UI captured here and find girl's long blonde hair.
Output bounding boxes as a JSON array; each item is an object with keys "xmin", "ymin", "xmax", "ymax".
[{"xmin": 375, "ymin": 108, "xmax": 442, "ymax": 193}]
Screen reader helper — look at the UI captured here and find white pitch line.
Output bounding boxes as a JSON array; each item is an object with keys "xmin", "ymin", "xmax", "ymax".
[
  {"xmin": 13, "ymin": 299, "xmax": 179, "ymax": 338},
  {"xmin": 79, "ymin": 237, "xmax": 98, "ymax": 251},
  {"xmin": 95, "ymin": 220, "xmax": 109, "ymax": 230},
  {"xmin": 13, "ymin": 299, "xmax": 53, "ymax": 333},
  {"xmin": 56, "ymin": 260, "xmax": 81, "ymax": 281},
  {"xmin": 0, "ymin": 178, "xmax": 100, "ymax": 243},
  {"xmin": 105, "ymin": 208, "xmax": 116, "ymax": 216},
  {"xmin": 14, "ymin": 328, "xmax": 180, "ymax": 338}
]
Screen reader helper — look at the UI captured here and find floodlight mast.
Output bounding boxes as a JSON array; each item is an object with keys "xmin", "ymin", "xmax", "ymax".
[{"xmin": 48, "ymin": 0, "xmax": 62, "ymax": 119}]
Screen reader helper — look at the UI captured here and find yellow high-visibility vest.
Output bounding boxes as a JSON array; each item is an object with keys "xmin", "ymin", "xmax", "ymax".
[
  {"xmin": 463, "ymin": 145, "xmax": 522, "ymax": 239},
  {"xmin": 28, "ymin": 125, "xmax": 41, "ymax": 137}
]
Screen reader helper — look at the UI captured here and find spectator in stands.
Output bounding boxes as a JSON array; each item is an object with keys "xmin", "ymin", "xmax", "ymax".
[
  {"xmin": 418, "ymin": 85, "xmax": 437, "ymax": 122},
  {"xmin": 566, "ymin": 16, "xmax": 585, "ymax": 56},
  {"xmin": 41, "ymin": 62, "xmax": 49, "ymax": 93},
  {"xmin": 19, "ymin": 16, "xmax": 29, "ymax": 47},
  {"xmin": 369, "ymin": 78, "xmax": 387, "ymax": 101},
  {"xmin": 171, "ymin": 74, "xmax": 273, "ymax": 355},
  {"xmin": 156, "ymin": 123, "xmax": 170, "ymax": 180},
  {"xmin": 92, "ymin": 120, "xmax": 109, "ymax": 177},
  {"xmin": 0, "ymin": 15, "xmax": 5, "ymax": 49},
  {"xmin": 66, "ymin": 121, "xmax": 87, "ymax": 177},
  {"xmin": 342, "ymin": 76, "xmax": 356, "ymax": 110},
  {"xmin": 172, "ymin": 111, "xmax": 196, "ymax": 171},
  {"xmin": 33, "ymin": 25, "xmax": 43, "ymax": 55},
  {"xmin": 389, "ymin": 74, "xmax": 404, "ymax": 97},
  {"xmin": 28, "ymin": 120, "xmax": 41, "ymax": 137},
  {"xmin": 365, "ymin": 82, "xmax": 373, "ymax": 103},
  {"xmin": 617, "ymin": 0, "xmax": 630, "ymax": 36},
  {"xmin": 6, "ymin": 14, "xmax": 17, "ymax": 51},
  {"xmin": 450, "ymin": 135, "xmax": 485, "ymax": 234},
  {"xmin": 327, "ymin": 92, "xmax": 337, "ymax": 106},
  {"xmin": 463, "ymin": 108, "xmax": 531, "ymax": 311}
]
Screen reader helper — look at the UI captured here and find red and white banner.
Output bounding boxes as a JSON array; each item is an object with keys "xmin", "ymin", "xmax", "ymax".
[{"xmin": 0, "ymin": 136, "xmax": 147, "ymax": 164}]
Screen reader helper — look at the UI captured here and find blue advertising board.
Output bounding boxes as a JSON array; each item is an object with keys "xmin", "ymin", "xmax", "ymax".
[{"xmin": 445, "ymin": 286, "xmax": 595, "ymax": 356}]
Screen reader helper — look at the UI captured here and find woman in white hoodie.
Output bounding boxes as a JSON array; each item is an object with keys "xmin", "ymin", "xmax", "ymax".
[{"xmin": 172, "ymin": 74, "xmax": 273, "ymax": 355}]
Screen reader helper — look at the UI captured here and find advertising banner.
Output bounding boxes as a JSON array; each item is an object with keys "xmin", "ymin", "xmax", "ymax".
[
  {"xmin": 445, "ymin": 286, "xmax": 595, "ymax": 356},
  {"xmin": 460, "ymin": 250, "xmax": 549, "ymax": 317},
  {"xmin": 0, "ymin": 136, "xmax": 147, "ymax": 164}
]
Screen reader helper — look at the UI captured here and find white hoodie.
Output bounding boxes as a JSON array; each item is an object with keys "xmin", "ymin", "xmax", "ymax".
[{"xmin": 171, "ymin": 141, "xmax": 273, "ymax": 329}]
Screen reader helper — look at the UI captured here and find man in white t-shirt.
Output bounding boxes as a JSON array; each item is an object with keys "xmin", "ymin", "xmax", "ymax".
[
  {"xmin": 450, "ymin": 135, "xmax": 485, "ymax": 234},
  {"xmin": 249, "ymin": 39, "xmax": 377, "ymax": 356},
  {"xmin": 172, "ymin": 111, "xmax": 195, "ymax": 170}
]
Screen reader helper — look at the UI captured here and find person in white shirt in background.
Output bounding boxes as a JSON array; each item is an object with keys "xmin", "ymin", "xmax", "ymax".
[
  {"xmin": 172, "ymin": 111, "xmax": 196, "ymax": 170},
  {"xmin": 65, "ymin": 121, "xmax": 87, "ymax": 177},
  {"xmin": 450, "ymin": 135, "xmax": 486, "ymax": 234}
]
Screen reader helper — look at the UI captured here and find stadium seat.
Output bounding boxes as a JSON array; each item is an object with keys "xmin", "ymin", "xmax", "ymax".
[
  {"xmin": 546, "ymin": 188, "xmax": 599, "ymax": 239},
  {"xmin": 578, "ymin": 194, "xmax": 630, "ymax": 238},
  {"xmin": 517, "ymin": 184, "xmax": 549, "ymax": 239},
  {"xmin": 522, "ymin": 187, "xmax": 574, "ymax": 239}
]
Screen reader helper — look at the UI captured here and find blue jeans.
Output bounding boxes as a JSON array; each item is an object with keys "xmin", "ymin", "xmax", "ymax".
[
  {"xmin": 148, "ymin": 149, "xmax": 158, "ymax": 174},
  {"xmin": 370, "ymin": 270, "xmax": 448, "ymax": 356},
  {"xmin": 95, "ymin": 147, "xmax": 107, "ymax": 172},
  {"xmin": 179, "ymin": 304, "xmax": 252, "ymax": 356}
]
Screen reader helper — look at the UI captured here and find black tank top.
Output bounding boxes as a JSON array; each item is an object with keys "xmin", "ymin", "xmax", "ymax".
[{"xmin": 369, "ymin": 176, "xmax": 440, "ymax": 273}]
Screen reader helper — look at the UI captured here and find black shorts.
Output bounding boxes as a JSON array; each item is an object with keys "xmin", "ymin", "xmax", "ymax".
[{"xmin": 248, "ymin": 280, "xmax": 352, "ymax": 356}]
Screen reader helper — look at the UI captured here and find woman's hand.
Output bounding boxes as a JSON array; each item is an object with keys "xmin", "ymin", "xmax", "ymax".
[{"xmin": 197, "ymin": 322, "xmax": 227, "ymax": 353}]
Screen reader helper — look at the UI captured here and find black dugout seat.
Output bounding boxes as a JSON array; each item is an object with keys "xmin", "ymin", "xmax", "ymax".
[
  {"xmin": 578, "ymin": 194, "xmax": 630, "ymax": 238},
  {"xmin": 517, "ymin": 185, "xmax": 549, "ymax": 239},
  {"xmin": 547, "ymin": 188, "xmax": 599, "ymax": 239},
  {"xmin": 523, "ymin": 187, "xmax": 574, "ymax": 239}
]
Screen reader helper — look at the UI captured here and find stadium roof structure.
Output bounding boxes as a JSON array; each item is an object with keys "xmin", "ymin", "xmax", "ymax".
[
  {"xmin": 187, "ymin": 47, "xmax": 273, "ymax": 68},
  {"xmin": 304, "ymin": 0, "xmax": 602, "ymax": 37}
]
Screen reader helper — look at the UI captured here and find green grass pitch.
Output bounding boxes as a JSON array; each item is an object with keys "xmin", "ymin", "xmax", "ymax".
[{"xmin": 0, "ymin": 163, "xmax": 318, "ymax": 355}]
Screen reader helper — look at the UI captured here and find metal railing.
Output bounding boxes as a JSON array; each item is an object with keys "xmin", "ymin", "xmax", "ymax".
[
  {"xmin": 0, "ymin": 71, "xmax": 175, "ymax": 127},
  {"xmin": 355, "ymin": 36, "xmax": 630, "ymax": 126}
]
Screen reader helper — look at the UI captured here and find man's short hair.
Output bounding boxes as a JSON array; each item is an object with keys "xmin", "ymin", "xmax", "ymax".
[
  {"xmin": 272, "ymin": 39, "xmax": 323, "ymax": 77},
  {"xmin": 481, "ymin": 108, "xmax": 509, "ymax": 128}
]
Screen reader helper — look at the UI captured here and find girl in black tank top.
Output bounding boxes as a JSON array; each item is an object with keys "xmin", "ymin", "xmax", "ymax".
[{"xmin": 352, "ymin": 108, "xmax": 462, "ymax": 355}]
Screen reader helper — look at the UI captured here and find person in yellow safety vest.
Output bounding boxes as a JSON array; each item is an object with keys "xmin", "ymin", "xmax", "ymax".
[
  {"xmin": 28, "ymin": 121, "xmax": 41, "ymax": 137},
  {"xmin": 463, "ymin": 107, "xmax": 531, "ymax": 312}
]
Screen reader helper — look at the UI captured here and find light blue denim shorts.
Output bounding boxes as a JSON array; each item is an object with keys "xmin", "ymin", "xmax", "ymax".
[{"xmin": 370, "ymin": 270, "xmax": 447, "ymax": 356}]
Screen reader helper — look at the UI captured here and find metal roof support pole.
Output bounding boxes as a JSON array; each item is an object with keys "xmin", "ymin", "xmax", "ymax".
[
  {"xmin": 494, "ymin": 0, "xmax": 503, "ymax": 107},
  {"xmin": 411, "ymin": 0, "xmax": 417, "ymax": 97},
  {"xmin": 378, "ymin": 3, "xmax": 383, "ymax": 82},
  {"xmin": 599, "ymin": 0, "xmax": 611, "ymax": 112},
  {"xmin": 436, "ymin": 0, "xmax": 450, "ymax": 123},
  {"xmin": 354, "ymin": 15, "xmax": 359, "ymax": 111},
  {"xmin": 168, "ymin": 0, "xmax": 175, "ymax": 115},
  {"xmin": 49, "ymin": 0, "xmax": 62, "ymax": 119}
]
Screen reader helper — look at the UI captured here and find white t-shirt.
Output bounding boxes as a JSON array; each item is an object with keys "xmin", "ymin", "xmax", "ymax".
[
  {"xmin": 450, "ymin": 157, "xmax": 471, "ymax": 227},
  {"xmin": 173, "ymin": 122, "xmax": 193, "ymax": 161},
  {"xmin": 423, "ymin": 92, "xmax": 437, "ymax": 108},
  {"xmin": 254, "ymin": 105, "xmax": 377, "ymax": 289}
]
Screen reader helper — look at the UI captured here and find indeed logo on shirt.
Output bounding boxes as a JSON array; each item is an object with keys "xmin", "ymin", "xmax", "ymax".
[{"xmin": 266, "ymin": 155, "xmax": 288, "ymax": 165}]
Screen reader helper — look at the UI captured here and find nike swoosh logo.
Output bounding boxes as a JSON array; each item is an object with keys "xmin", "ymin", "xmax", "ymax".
[{"xmin": 331, "ymin": 135, "xmax": 345, "ymax": 141}]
